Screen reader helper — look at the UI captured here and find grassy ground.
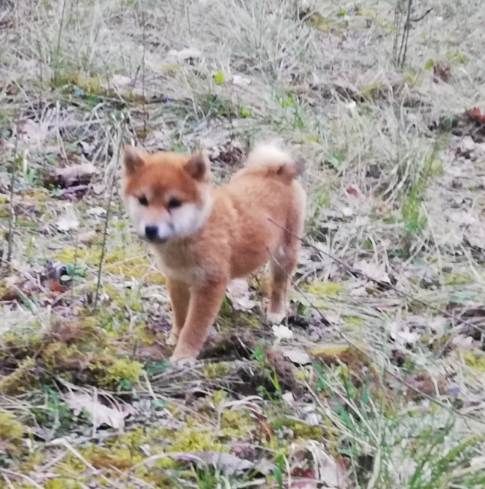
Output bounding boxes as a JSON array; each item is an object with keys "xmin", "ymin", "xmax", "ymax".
[{"xmin": 1, "ymin": 0, "xmax": 484, "ymax": 487}]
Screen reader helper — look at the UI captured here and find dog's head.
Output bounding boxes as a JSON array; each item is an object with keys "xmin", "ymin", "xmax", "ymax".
[{"xmin": 121, "ymin": 146, "xmax": 212, "ymax": 243}]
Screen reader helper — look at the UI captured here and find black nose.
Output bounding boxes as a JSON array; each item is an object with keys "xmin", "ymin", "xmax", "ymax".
[{"xmin": 145, "ymin": 225, "xmax": 158, "ymax": 240}]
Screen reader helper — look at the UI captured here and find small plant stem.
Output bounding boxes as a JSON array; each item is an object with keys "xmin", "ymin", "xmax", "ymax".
[
  {"xmin": 6, "ymin": 121, "xmax": 19, "ymax": 269},
  {"xmin": 93, "ymin": 123, "xmax": 124, "ymax": 310}
]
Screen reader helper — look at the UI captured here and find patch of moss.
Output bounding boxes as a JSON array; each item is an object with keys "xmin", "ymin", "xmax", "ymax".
[
  {"xmin": 169, "ymin": 424, "xmax": 222, "ymax": 452},
  {"xmin": 41, "ymin": 342, "xmax": 87, "ymax": 371},
  {"xmin": 1, "ymin": 326, "xmax": 43, "ymax": 359},
  {"xmin": 446, "ymin": 50, "xmax": 468, "ymax": 65},
  {"xmin": 51, "ymin": 72, "xmax": 104, "ymax": 94},
  {"xmin": 0, "ymin": 410, "xmax": 25, "ymax": 454},
  {"xmin": 203, "ymin": 362, "xmax": 231, "ymax": 379},
  {"xmin": 360, "ymin": 81, "xmax": 388, "ymax": 100},
  {"xmin": 0, "ymin": 357, "xmax": 36, "ymax": 394},
  {"xmin": 304, "ymin": 280, "xmax": 344, "ymax": 297},
  {"xmin": 103, "ymin": 283, "xmax": 144, "ymax": 313},
  {"xmin": 45, "ymin": 479, "xmax": 82, "ymax": 489},
  {"xmin": 271, "ymin": 416, "xmax": 324, "ymax": 440},
  {"xmin": 99, "ymin": 358, "xmax": 143, "ymax": 389},
  {"xmin": 444, "ymin": 272, "xmax": 472, "ymax": 286},
  {"xmin": 403, "ymin": 69, "xmax": 422, "ymax": 87},
  {"xmin": 84, "ymin": 446, "xmax": 142, "ymax": 470},
  {"xmin": 304, "ymin": 12, "xmax": 348, "ymax": 34},
  {"xmin": 56, "ymin": 244, "xmax": 165, "ymax": 283},
  {"xmin": 221, "ymin": 409, "xmax": 255, "ymax": 438},
  {"xmin": 463, "ymin": 352, "xmax": 485, "ymax": 372},
  {"xmin": 343, "ymin": 315, "xmax": 364, "ymax": 328},
  {"xmin": 159, "ymin": 63, "xmax": 180, "ymax": 76}
]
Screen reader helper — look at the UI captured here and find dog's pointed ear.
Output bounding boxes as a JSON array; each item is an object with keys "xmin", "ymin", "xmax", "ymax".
[
  {"xmin": 123, "ymin": 145, "xmax": 145, "ymax": 175},
  {"xmin": 185, "ymin": 151, "xmax": 211, "ymax": 181}
]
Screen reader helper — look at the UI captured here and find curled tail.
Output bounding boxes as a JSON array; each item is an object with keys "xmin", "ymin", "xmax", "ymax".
[{"xmin": 244, "ymin": 142, "xmax": 304, "ymax": 181}]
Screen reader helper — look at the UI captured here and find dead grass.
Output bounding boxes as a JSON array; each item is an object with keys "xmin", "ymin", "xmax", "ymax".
[{"xmin": 0, "ymin": 0, "xmax": 484, "ymax": 487}]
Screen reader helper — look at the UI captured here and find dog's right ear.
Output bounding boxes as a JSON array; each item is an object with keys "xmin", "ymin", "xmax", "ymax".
[
  {"xmin": 185, "ymin": 151, "xmax": 211, "ymax": 181},
  {"xmin": 123, "ymin": 145, "xmax": 145, "ymax": 175}
]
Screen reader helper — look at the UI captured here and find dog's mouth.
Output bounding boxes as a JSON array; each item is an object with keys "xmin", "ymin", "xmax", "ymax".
[{"xmin": 142, "ymin": 235, "xmax": 169, "ymax": 244}]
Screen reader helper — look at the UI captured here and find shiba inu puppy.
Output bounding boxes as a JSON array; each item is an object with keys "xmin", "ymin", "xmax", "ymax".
[{"xmin": 121, "ymin": 143, "xmax": 306, "ymax": 361}]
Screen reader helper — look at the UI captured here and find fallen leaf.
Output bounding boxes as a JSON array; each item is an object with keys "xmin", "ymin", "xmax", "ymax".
[
  {"xmin": 466, "ymin": 107, "xmax": 485, "ymax": 124},
  {"xmin": 78, "ymin": 230, "xmax": 97, "ymax": 244},
  {"xmin": 290, "ymin": 442, "xmax": 348, "ymax": 489},
  {"xmin": 63, "ymin": 391, "xmax": 134, "ymax": 430},
  {"xmin": 45, "ymin": 163, "xmax": 96, "ymax": 188},
  {"xmin": 404, "ymin": 372, "xmax": 447, "ymax": 400},
  {"xmin": 267, "ymin": 348, "xmax": 301, "ymax": 392},
  {"xmin": 232, "ymin": 74, "xmax": 251, "ymax": 86},
  {"xmin": 432, "ymin": 62, "xmax": 451, "ymax": 82},
  {"xmin": 309, "ymin": 343, "xmax": 367, "ymax": 368},
  {"xmin": 169, "ymin": 452, "xmax": 253, "ymax": 475},
  {"xmin": 389, "ymin": 322, "xmax": 420, "ymax": 347},
  {"xmin": 226, "ymin": 278, "xmax": 256, "ymax": 311},
  {"xmin": 168, "ymin": 47, "xmax": 202, "ymax": 62},
  {"xmin": 18, "ymin": 119, "xmax": 49, "ymax": 146},
  {"xmin": 56, "ymin": 205, "xmax": 79, "ymax": 231},
  {"xmin": 465, "ymin": 226, "xmax": 485, "ymax": 250},
  {"xmin": 354, "ymin": 260, "xmax": 391, "ymax": 284},
  {"xmin": 345, "ymin": 184, "xmax": 362, "ymax": 198},
  {"xmin": 281, "ymin": 347, "xmax": 312, "ymax": 366},
  {"xmin": 0, "ymin": 274, "xmax": 40, "ymax": 301},
  {"xmin": 272, "ymin": 324, "xmax": 294, "ymax": 340},
  {"xmin": 110, "ymin": 74, "xmax": 132, "ymax": 89}
]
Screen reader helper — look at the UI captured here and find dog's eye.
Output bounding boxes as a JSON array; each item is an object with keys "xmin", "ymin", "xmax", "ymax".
[
  {"xmin": 138, "ymin": 195, "xmax": 149, "ymax": 206},
  {"xmin": 167, "ymin": 197, "xmax": 182, "ymax": 210}
]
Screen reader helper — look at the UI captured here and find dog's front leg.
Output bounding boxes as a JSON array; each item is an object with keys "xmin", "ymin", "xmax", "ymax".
[
  {"xmin": 166, "ymin": 278, "xmax": 191, "ymax": 346},
  {"xmin": 170, "ymin": 280, "xmax": 226, "ymax": 361}
]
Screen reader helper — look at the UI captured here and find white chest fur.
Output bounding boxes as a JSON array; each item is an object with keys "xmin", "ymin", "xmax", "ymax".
[{"xmin": 151, "ymin": 243, "xmax": 206, "ymax": 284}]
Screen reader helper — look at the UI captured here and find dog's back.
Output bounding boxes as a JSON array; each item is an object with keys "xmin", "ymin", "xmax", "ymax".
[{"xmin": 218, "ymin": 143, "xmax": 306, "ymax": 279}]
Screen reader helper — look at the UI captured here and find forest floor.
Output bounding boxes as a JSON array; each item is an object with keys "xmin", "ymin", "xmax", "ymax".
[{"xmin": 0, "ymin": 1, "xmax": 484, "ymax": 488}]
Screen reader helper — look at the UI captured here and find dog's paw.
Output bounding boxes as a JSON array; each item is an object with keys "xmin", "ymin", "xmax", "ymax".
[
  {"xmin": 166, "ymin": 331, "xmax": 179, "ymax": 346},
  {"xmin": 266, "ymin": 310, "xmax": 286, "ymax": 324},
  {"xmin": 170, "ymin": 346, "xmax": 199, "ymax": 365},
  {"xmin": 169, "ymin": 353, "xmax": 197, "ymax": 367}
]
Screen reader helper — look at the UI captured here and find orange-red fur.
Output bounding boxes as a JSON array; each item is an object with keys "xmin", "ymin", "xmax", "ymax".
[{"xmin": 121, "ymin": 144, "xmax": 306, "ymax": 361}]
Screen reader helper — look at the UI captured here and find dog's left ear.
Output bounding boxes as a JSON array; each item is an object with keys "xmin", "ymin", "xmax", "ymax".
[{"xmin": 185, "ymin": 151, "xmax": 211, "ymax": 181}]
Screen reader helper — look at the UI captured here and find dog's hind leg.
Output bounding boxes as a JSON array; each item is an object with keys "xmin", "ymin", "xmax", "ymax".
[{"xmin": 267, "ymin": 183, "xmax": 306, "ymax": 323}]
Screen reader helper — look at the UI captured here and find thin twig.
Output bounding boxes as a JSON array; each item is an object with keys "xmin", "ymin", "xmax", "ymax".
[
  {"xmin": 6, "ymin": 121, "xmax": 19, "ymax": 268},
  {"xmin": 93, "ymin": 123, "xmax": 124, "ymax": 310},
  {"xmin": 54, "ymin": 0, "xmax": 68, "ymax": 81},
  {"xmin": 411, "ymin": 8, "xmax": 433, "ymax": 23}
]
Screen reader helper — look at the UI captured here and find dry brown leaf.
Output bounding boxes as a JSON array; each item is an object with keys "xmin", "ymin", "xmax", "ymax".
[
  {"xmin": 46, "ymin": 163, "xmax": 96, "ymax": 188},
  {"xmin": 290, "ymin": 442, "xmax": 349, "ymax": 489},
  {"xmin": 432, "ymin": 62, "xmax": 451, "ymax": 82},
  {"xmin": 309, "ymin": 342, "xmax": 370, "ymax": 372},
  {"xmin": 63, "ymin": 392, "xmax": 134, "ymax": 430},
  {"xmin": 467, "ymin": 107, "xmax": 485, "ymax": 124},
  {"xmin": 0, "ymin": 274, "xmax": 40, "ymax": 301}
]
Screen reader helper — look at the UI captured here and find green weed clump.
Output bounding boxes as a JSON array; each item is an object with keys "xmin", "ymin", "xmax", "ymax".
[
  {"xmin": 99, "ymin": 358, "xmax": 144, "ymax": 390},
  {"xmin": 0, "ymin": 410, "xmax": 25, "ymax": 455}
]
